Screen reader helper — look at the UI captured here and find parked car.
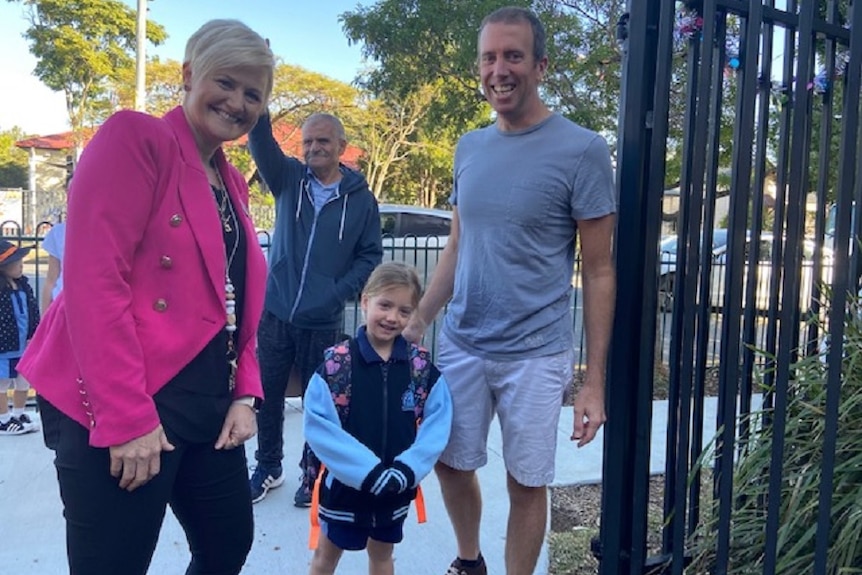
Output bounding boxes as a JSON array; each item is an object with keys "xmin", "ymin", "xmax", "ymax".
[
  {"xmin": 257, "ymin": 203, "xmax": 452, "ymax": 286},
  {"xmin": 379, "ymin": 204, "xmax": 451, "ymax": 284},
  {"xmin": 659, "ymin": 229, "xmax": 834, "ymax": 313},
  {"xmin": 658, "ymin": 229, "xmax": 729, "ymax": 310}
]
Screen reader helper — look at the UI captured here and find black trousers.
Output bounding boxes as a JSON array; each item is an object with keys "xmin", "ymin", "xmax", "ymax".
[
  {"xmin": 48, "ymin": 405, "xmax": 253, "ymax": 575},
  {"xmin": 254, "ymin": 310, "xmax": 339, "ymax": 471}
]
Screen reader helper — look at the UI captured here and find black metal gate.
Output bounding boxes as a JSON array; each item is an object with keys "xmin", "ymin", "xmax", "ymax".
[{"xmin": 601, "ymin": 1, "xmax": 862, "ymax": 573}]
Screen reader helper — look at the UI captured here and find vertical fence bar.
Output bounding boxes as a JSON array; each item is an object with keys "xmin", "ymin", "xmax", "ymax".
[
  {"xmin": 814, "ymin": 3, "xmax": 862, "ymax": 572},
  {"xmin": 763, "ymin": 2, "xmax": 817, "ymax": 574},
  {"xmin": 740, "ymin": 2, "xmax": 775, "ymax": 417},
  {"xmin": 661, "ymin": 16, "xmax": 702, "ymax": 557},
  {"xmin": 599, "ymin": 0, "xmax": 661, "ymax": 572},
  {"xmin": 712, "ymin": 2, "xmax": 764, "ymax": 571}
]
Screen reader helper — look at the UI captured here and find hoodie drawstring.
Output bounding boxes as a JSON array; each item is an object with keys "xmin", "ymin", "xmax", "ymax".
[
  {"xmin": 295, "ymin": 178, "xmax": 306, "ymax": 221},
  {"xmin": 338, "ymin": 194, "xmax": 348, "ymax": 243}
]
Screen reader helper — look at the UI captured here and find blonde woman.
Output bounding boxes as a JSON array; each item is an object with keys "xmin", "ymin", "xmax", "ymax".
[{"xmin": 19, "ymin": 20, "xmax": 274, "ymax": 574}]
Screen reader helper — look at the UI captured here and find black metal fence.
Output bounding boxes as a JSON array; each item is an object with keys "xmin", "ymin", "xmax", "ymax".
[{"xmin": 605, "ymin": 1, "xmax": 861, "ymax": 574}]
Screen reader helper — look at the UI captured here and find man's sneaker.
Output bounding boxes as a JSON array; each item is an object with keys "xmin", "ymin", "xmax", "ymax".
[
  {"xmin": 249, "ymin": 466, "xmax": 284, "ymax": 504},
  {"xmin": 0, "ymin": 417, "xmax": 31, "ymax": 436},
  {"xmin": 293, "ymin": 483, "xmax": 312, "ymax": 508},
  {"xmin": 17, "ymin": 413, "xmax": 40, "ymax": 432},
  {"xmin": 445, "ymin": 556, "xmax": 487, "ymax": 575}
]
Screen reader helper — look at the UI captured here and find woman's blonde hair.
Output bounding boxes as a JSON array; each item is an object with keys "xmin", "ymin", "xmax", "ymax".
[
  {"xmin": 363, "ymin": 262, "xmax": 423, "ymax": 307},
  {"xmin": 184, "ymin": 19, "xmax": 275, "ymax": 102}
]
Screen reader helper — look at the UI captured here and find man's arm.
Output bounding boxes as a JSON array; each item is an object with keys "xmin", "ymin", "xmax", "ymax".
[
  {"xmin": 573, "ymin": 213, "xmax": 616, "ymax": 447},
  {"xmin": 247, "ymin": 111, "xmax": 301, "ymax": 199},
  {"xmin": 41, "ymin": 255, "xmax": 60, "ymax": 313},
  {"xmin": 403, "ymin": 207, "xmax": 460, "ymax": 342}
]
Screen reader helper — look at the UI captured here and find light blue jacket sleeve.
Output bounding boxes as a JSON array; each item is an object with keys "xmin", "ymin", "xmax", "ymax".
[
  {"xmin": 303, "ymin": 372, "xmax": 383, "ymax": 490},
  {"xmin": 394, "ymin": 375, "xmax": 453, "ymax": 487}
]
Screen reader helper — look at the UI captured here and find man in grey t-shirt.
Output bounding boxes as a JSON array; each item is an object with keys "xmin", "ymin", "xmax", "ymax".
[{"xmin": 404, "ymin": 7, "xmax": 616, "ymax": 575}]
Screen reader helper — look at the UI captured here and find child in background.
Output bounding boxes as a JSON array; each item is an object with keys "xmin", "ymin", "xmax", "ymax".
[
  {"xmin": 304, "ymin": 261, "xmax": 452, "ymax": 575},
  {"xmin": 0, "ymin": 240, "xmax": 40, "ymax": 435},
  {"xmin": 40, "ymin": 220, "xmax": 66, "ymax": 313}
]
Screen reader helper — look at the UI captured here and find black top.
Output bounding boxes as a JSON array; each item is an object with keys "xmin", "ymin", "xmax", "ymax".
[{"xmin": 153, "ymin": 185, "xmax": 248, "ymax": 444}]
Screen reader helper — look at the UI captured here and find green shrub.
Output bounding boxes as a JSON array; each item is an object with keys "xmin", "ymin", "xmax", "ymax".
[{"xmin": 688, "ymin": 300, "xmax": 862, "ymax": 573}]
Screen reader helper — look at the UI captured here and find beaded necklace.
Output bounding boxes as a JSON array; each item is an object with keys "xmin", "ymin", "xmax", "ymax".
[{"xmin": 211, "ymin": 163, "xmax": 241, "ymax": 392}]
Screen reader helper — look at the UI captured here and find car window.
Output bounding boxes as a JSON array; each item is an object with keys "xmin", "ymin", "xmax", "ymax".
[
  {"xmin": 757, "ymin": 240, "xmax": 773, "ymax": 261},
  {"xmin": 380, "ymin": 213, "xmax": 398, "ymax": 236},
  {"xmin": 399, "ymin": 213, "xmax": 451, "ymax": 237}
]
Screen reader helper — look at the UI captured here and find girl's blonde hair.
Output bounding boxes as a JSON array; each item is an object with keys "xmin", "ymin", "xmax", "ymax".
[
  {"xmin": 363, "ymin": 262, "xmax": 423, "ymax": 307},
  {"xmin": 184, "ymin": 19, "xmax": 275, "ymax": 103}
]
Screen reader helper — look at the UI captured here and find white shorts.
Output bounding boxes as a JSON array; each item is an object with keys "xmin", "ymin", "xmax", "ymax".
[{"xmin": 436, "ymin": 330, "xmax": 573, "ymax": 487}]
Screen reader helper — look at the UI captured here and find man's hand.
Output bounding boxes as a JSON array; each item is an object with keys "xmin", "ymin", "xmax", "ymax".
[
  {"xmin": 109, "ymin": 425, "xmax": 175, "ymax": 492},
  {"xmin": 571, "ymin": 374, "xmax": 606, "ymax": 448},
  {"xmin": 215, "ymin": 402, "xmax": 258, "ymax": 450},
  {"xmin": 402, "ymin": 315, "xmax": 428, "ymax": 344}
]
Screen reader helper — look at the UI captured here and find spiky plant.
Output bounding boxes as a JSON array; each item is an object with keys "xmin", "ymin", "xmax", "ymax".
[{"xmin": 688, "ymin": 298, "xmax": 862, "ymax": 574}]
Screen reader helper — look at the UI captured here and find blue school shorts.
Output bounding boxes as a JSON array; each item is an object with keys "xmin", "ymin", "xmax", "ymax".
[{"xmin": 321, "ymin": 519, "xmax": 404, "ymax": 551}]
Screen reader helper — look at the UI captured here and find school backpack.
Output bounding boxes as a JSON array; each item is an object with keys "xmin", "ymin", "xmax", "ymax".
[{"xmin": 308, "ymin": 338, "xmax": 434, "ymax": 548}]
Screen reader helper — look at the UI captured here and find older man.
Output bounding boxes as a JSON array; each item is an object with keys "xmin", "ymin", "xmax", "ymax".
[{"xmin": 248, "ymin": 111, "xmax": 382, "ymax": 506}]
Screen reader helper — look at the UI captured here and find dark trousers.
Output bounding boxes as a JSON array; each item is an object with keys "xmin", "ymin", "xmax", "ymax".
[
  {"xmin": 255, "ymin": 310, "xmax": 339, "ymax": 473},
  {"xmin": 48, "ymin": 406, "xmax": 253, "ymax": 575}
]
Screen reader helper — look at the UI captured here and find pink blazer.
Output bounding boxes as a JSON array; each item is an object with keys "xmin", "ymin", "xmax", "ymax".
[{"xmin": 19, "ymin": 107, "xmax": 267, "ymax": 447}]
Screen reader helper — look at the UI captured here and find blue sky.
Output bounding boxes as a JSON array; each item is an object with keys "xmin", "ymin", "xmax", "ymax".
[{"xmin": 0, "ymin": 0, "xmax": 368, "ymax": 135}]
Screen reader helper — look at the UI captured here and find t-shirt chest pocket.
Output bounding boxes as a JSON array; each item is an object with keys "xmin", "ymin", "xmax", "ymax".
[{"xmin": 505, "ymin": 181, "xmax": 558, "ymax": 227}]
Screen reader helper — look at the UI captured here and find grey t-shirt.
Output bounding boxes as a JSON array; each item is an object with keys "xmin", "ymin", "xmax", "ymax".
[{"xmin": 443, "ymin": 113, "xmax": 617, "ymax": 359}]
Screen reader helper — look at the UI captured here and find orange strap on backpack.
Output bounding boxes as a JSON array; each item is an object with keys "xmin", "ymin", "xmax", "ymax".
[{"xmin": 308, "ymin": 464, "xmax": 427, "ymax": 549}]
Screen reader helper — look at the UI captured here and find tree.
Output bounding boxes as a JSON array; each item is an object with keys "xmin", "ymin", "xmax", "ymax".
[
  {"xmin": 0, "ymin": 127, "xmax": 29, "ymax": 189},
  {"xmin": 268, "ymin": 63, "xmax": 363, "ymax": 128},
  {"xmin": 355, "ymin": 84, "xmax": 440, "ymax": 200},
  {"xmin": 8, "ymin": 0, "xmax": 167, "ymax": 151},
  {"xmin": 109, "ymin": 56, "xmax": 184, "ymax": 117}
]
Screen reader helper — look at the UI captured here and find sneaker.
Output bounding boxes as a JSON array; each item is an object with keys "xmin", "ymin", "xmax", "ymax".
[
  {"xmin": 445, "ymin": 556, "xmax": 487, "ymax": 575},
  {"xmin": 249, "ymin": 466, "xmax": 284, "ymax": 504},
  {"xmin": 293, "ymin": 483, "xmax": 312, "ymax": 508},
  {"xmin": 0, "ymin": 417, "xmax": 31, "ymax": 436},
  {"xmin": 17, "ymin": 413, "xmax": 40, "ymax": 432}
]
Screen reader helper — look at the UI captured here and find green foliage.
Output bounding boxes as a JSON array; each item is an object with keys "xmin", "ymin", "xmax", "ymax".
[
  {"xmin": 341, "ymin": 0, "xmax": 511, "ymax": 132},
  {"xmin": 9, "ymin": 0, "xmax": 167, "ymax": 137},
  {"xmin": 269, "ymin": 63, "xmax": 363, "ymax": 130},
  {"xmin": 108, "ymin": 56, "xmax": 184, "ymax": 117},
  {"xmin": 689, "ymin": 297, "xmax": 862, "ymax": 573},
  {"xmin": 0, "ymin": 127, "xmax": 29, "ymax": 189}
]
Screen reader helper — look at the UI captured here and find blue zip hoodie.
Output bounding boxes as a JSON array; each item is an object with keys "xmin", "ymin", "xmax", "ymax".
[{"xmin": 249, "ymin": 113, "xmax": 383, "ymax": 329}]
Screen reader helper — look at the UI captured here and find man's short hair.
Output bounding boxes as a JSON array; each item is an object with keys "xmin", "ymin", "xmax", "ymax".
[
  {"xmin": 303, "ymin": 113, "xmax": 347, "ymax": 142},
  {"xmin": 479, "ymin": 6, "xmax": 546, "ymax": 62}
]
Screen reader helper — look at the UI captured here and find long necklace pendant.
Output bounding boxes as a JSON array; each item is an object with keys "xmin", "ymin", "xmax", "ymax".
[{"xmin": 226, "ymin": 337, "xmax": 238, "ymax": 392}]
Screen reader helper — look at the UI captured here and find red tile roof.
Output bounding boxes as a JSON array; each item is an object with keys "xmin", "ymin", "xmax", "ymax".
[{"xmin": 15, "ymin": 121, "xmax": 364, "ymax": 169}]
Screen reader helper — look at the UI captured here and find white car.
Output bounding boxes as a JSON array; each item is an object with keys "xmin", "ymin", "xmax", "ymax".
[
  {"xmin": 658, "ymin": 230, "xmax": 833, "ymax": 313},
  {"xmin": 658, "ymin": 229, "xmax": 729, "ymax": 310},
  {"xmin": 379, "ymin": 204, "xmax": 451, "ymax": 285},
  {"xmin": 257, "ymin": 203, "xmax": 452, "ymax": 286}
]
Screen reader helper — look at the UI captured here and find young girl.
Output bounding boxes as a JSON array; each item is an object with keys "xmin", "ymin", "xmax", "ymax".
[
  {"xmin": 0, "ymin": 240, "xmax": 40, "ymax": 435},
  {"xmin": 303, "ymin": 261, "xmax": 453, "ymax": 575}
]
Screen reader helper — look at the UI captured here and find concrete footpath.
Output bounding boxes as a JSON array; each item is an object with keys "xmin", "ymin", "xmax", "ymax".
[{"xmin": 0, "ymin": 397, "xmax": 719, "ymax": 574}]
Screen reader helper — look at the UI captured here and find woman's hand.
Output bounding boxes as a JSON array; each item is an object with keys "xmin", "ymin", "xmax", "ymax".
[
  {"xmin": 109, "ymin": 425, "xmax": 175, "ymax": 492},
  {"xmin": 215, "ymin": 401, "xmax": 258, "ymax": 450}
]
